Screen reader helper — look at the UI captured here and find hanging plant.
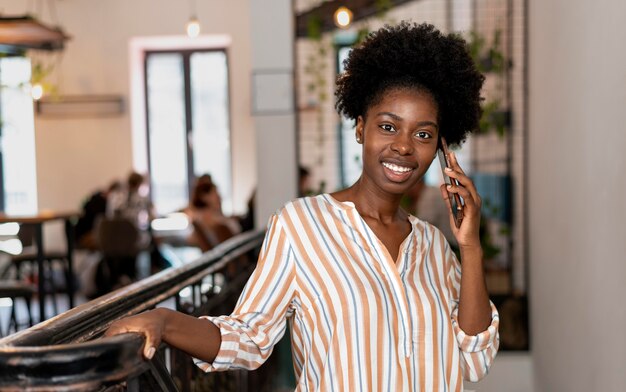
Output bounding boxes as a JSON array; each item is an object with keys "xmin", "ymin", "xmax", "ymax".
[
  {"xmin": 30, "ymin": 60, "xmax": 58, "ymax": 97},
  {"xmin": 303, "ymin": 12, "xmax": 330, "ymax": 172},
  {"xmin": 468, "ymin": 29, "xmax": 508, "ymax": 75},
  {"xmin": 478, "ymin": 99, "xmax": 510, "ymax": 137},
  {"xmin": 467, "ymin": 29, "xmax": 511, "ymax": 137}
]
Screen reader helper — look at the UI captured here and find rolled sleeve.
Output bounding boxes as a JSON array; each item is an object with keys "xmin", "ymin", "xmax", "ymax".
[
  {"xmin": 451, "ymin": 301, "xmax": 500, "ymax": 353},
  {"xmin": 194, "ymin": 316, "xmax": 246, "ymax": 372}
]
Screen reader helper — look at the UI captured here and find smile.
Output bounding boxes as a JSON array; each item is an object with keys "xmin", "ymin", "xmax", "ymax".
[{"xmin": 382, "ymin": 162, "xmax": 414, "ymax": 174}]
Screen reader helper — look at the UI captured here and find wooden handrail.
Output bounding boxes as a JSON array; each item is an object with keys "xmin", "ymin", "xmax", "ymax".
[
  {"xmin": 0, "ymin": 230, "xmax": 266, "ymax": 390},
  {"xmin": 0, "ymin": 333, "xmax": 148, "ymax": 391}
]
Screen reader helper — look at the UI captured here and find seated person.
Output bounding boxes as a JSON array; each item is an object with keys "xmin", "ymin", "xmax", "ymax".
[
  {"xmin": 237, "ymin": 189, "xmax": 256, "ymax": 233},
  {"xmin": 105, "ymin": 172, "xmax": 170, "ymax": 276},
  {"xmin": 185, "ymin": 179, "xmax": 241, "ymax": 252},
  {"xmin": 298, "ymin": 165, "xmax": 313, "ymax": 196},
  {"xmin": 107, "ymin": 172, "xmax": 155, "ymax": 232},
  {"xmin": 75, "ymin": 180, "xmax": 122, "ymax": 250}
]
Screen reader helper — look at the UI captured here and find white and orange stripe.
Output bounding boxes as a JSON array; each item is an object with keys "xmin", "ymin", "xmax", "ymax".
[{"xmin": 195, "ymin": 194, "xmax": 499, "ymax": 391}]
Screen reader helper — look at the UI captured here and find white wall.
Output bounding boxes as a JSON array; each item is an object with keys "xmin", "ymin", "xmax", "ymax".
[
  {"xmin": 249, "ymin": 0, "xmax": 297, "ymax": 227},
  {"xmin": 465, "ymin": 353, "xmax": 534, "ymax": 392},
  {"xmin": 0, "ymin": 0, "xmax": 255, "ymax": 215},
  {"xmin": 528, "ymin": 1, "xmax": 626, "ymax": 391}
]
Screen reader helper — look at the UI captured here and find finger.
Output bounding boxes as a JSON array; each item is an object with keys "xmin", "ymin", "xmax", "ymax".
[
  {"xmin": 143, "ymin": 331, "xmax": 159, "ymax": 359},
  {"xmin": 144, "ymin": 344, "xmax": 156, "ymax": 360},
  {"xmin": 445, "ymin": 183, "xmax": 476, "ymax": 208},
  {"xmin": 444, "ymin": 166, "xmax": 471, "ymax": 187},
  {"xmin": 446, "ymin": 175, "xmax": 480, "ymax": 207},
  {"xmin": 439, "ymin": 183, "xmax": 449, "ymax": 202},
  {"xmin": 104, "ymin": 321, "xmax": 158, "ymax": 360},
  {"xmin": 442, "ymin": 181, "xmax": 471, "ymax": 205},
  {"xmin": 449, "ymin": 151, "xmax": 467, "ymax": 175},
  {"xmin": 444, "ymin": 164, "xmax": 481, "ymax": 205}
]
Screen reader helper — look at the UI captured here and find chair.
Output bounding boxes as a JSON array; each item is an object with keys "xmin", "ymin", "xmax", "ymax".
[
  {"xmin": 190, "ymin": 219, "xmax": 249, "ymax": 278},
  {"xmin": 190, "ymin": 219, "xmax": 235, "ymax": 253},
  {"xmin": 93, "ymin": 216, "xmax": 140, "ymax": 297},
  {"xmin": 0, "ymin": 281, "xmax": 34, "ymax": 337},
  {"xmin": 0, "ymin": 224, "xmax": 71, "ymax": 316}
]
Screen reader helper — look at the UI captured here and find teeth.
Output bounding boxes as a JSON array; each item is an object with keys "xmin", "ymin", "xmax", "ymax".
[{"xmin": 382, "ymin": 162, "xmax": 413, "ymax": 173}]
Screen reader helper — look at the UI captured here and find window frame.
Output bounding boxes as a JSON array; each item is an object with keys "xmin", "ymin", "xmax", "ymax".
[{"xmin": 143, "ymin": 48, "xmax": 232, "ymax": 214}]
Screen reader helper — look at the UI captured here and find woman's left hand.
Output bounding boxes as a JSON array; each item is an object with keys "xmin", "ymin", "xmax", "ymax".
[{"xmin": 439, "ymin": 151, "xmax": 482, "ymax": 250}]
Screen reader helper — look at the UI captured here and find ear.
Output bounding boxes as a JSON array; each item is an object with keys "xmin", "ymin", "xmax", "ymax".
[{"xmin": 355, "ymin": 116, "xmax": 364, "ymax": 144}]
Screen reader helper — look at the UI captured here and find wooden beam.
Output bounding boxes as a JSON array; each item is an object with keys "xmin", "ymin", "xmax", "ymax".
[{"xmin": 295, "ymin": 0, "xmax": 415, "ymax": 38}]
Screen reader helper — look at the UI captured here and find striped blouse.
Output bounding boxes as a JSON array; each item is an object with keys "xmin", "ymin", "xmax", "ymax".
[{"xmin": 196, "ymin": 194, "xmax": 499, "ymax": 391}]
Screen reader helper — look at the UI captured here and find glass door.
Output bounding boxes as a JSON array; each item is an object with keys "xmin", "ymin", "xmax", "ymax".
[{"xmin": 145, "ymin": 50, "xmax": 230, "ymax": 215}]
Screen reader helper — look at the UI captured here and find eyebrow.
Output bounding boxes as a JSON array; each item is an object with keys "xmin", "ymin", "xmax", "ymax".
[{"xmin": 375, "ymin": 112, "xmax": 439, "ymax": 129}]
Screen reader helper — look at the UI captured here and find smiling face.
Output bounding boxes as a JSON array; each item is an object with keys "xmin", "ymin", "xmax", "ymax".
[{"xmin": 355, "ymin": 87, "xmax": 439, "ymax": 197}]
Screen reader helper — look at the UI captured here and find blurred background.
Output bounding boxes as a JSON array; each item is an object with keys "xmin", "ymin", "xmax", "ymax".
[{"xmin": 0, "ymin": 0, "xmax": 623, "ymax": 391}]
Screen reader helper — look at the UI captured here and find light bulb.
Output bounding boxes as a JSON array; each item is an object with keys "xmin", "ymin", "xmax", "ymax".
[
  {"xmin": 334, "ymin": 6, "xmax": 353, "ymax": 28},
  {"xmin": 186, "ymin": 17, "xmax": 201, "ymax": 38},
  {"xmin": 31, "ymin": 83, "xmax": 44, "ymax": 100}
]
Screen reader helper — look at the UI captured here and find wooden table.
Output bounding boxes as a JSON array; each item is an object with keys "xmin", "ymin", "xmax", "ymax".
[{"xmin": 0, "ymin": 211, "xmax": 79, "ymax": 322}]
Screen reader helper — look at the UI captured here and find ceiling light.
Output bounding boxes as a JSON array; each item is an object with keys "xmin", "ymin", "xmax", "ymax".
[
  {"xmin": 31, "ymin": 83, "xmax": 44, "ymax": 100},
  {"xmin": 185, "ymin": 0, "xmax": 201, "ymax": 38},
  {"xmin": 186, "ymin": 16, "xmax": 201, "ymax": 38},
  {"xmin": 334, "ymin": 6, "xmax": 353, "ymax": 29}
]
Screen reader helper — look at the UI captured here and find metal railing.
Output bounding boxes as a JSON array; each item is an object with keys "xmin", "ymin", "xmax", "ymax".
[{"xmin": 0, "ymin": 230, "xmax": 267, "ymax": 391}]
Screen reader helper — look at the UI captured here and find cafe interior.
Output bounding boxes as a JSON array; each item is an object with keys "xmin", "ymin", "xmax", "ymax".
[{"xmin": 0, "ymin": 0, "xmax": 623, "ymax": 391}]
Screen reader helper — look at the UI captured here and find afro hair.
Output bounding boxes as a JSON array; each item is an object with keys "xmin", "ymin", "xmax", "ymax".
[{"xmin": 335, "ymin": 22, "xmax": 484, "ymax": 146}]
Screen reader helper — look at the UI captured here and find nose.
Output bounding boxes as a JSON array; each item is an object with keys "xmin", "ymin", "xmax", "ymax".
[{"xmin": 390, "ymin": 133, "xmax": 413, "ymax": 155}]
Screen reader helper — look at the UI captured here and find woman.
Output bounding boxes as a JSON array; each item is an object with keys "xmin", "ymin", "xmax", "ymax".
[
  {"xmin": 185, "ymin": 178, "xmax": 241, "ymax": 251},
  {"xmin": 106, "ymin": 22, "xmax": 499, "ymax": 390}
]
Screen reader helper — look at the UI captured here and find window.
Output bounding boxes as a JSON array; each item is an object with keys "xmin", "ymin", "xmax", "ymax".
[
  {"xmin": 144, "ymin": 50, "xmax": 230, "ymax": 215},
  {"xmin": 0, "ymin": 57, "xmax": 38, "ymax": 215}
]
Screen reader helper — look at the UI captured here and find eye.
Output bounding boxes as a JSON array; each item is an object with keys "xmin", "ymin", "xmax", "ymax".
[
  {"xmin": 379, "ymin": 124, "xmax": 396, "ymax": 133},
  {"xmin": 414, "ymin": 131, "xmax": 433, "ymax": 140}
]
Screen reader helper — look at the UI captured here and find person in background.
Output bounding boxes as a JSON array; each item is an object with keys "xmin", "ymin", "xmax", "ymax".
[
  {"xmin": 194, "ymin": 173, "xmax": 213, "ymax": 189},
  {"xmin": 237, "ymin": 189, "xmax": 256, "ymax": 233},
  {"xmin": 74, "ymin": 180, "xmax": 123, "ymax": 298},
  {"xmin": 106, "ymin": 22, "xmax": 499, "ymax": 390},
  {"xmin": 75, "ymin": 180, "xmax": 122, "ymax": 250},
  {"xmin": 298, "ymin": 165, "xmax": 313, "ymax": 197},
  {"xmin": 108, "ymin": 172, "xmax": 155, "ymax": 233},
  {"xmin": 185, "ymin": 176, "xmax": 241, "ymax": 252},
  {"xmin": 106, "ymin": 171, "xmax": 171, "ymax": 273}
]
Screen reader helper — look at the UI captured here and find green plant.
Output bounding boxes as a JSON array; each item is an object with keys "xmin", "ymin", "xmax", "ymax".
[
  {"xmin": 467, "ymin": 29, "xmax": 507, "ymax": 75},
  {"xmin": 467, "ymin": 29, "xmax": 510, "ymax": 138},
  {"xmin": 478, "ymin": 99, "xmax": 509, "ymax": 137},
  {"xmin": 304, "ymin": 12, "xmax": 329, "ymax": 170},
  {"xmin": 30, "ymin": 60, "xmax": 58, "ymax": 97},
  {"xmin": 480, "ymin": 214, "xmax": 501, "ymax": 261}
]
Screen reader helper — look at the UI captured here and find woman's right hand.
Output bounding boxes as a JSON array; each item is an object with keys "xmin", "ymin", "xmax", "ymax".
[{"xmin": 104, "ymin": 308, "xmax": 169, "ymax": 359}]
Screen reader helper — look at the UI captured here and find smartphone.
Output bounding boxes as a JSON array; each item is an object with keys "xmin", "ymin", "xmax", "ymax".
[{"xmin": 437, "ymin": 137, "xmax": 464, "ymax": 228}]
